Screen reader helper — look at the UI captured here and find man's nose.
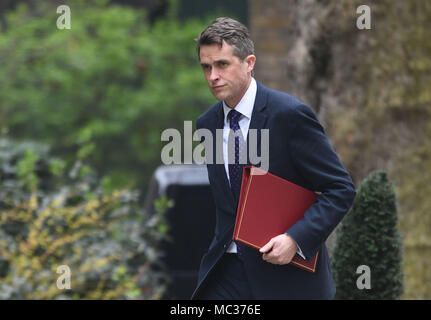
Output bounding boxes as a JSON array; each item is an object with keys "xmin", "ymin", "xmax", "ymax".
[{"xmin": 209, "ymin": 68, "xmax": 220, "ymax": 81}]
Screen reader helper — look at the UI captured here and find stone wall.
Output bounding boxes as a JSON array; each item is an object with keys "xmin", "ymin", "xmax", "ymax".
[
  {"xmin": 249, "ymin": 0, "xmax": 333, "ymax": 114},
  {"xmin": 248, "ymin": 0, "xmax": 343, "ymax": 252}
]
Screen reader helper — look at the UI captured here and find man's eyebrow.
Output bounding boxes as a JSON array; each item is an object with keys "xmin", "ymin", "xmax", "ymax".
[
  {"xmin": 201, "ymin": 59, "xmax": 229, "ymax": 66},
  {"xmin": 214, "ymin": 59, "xmax": 229, "ymax": 63}
]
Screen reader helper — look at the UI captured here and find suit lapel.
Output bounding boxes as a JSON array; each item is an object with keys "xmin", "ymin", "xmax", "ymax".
[
  {"xmin": 246, "ymin": 81, "xmax": 268, "ymax": 167},
  {"xmin": 210, "ymin": 102, "xmax": 235, "ymax": 206}
]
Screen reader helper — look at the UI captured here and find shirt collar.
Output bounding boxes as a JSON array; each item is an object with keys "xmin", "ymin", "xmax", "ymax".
[{"xmin": 223, "ymin": 77, "xmax": 257, "ymax": 123}]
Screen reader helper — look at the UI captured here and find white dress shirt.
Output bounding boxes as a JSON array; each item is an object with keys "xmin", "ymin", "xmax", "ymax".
[{"xmin": 222, "ymin": 78, "xmax": 256, "ymax": 253}]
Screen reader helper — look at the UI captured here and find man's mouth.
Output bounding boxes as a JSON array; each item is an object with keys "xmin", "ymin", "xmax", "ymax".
[{"xmin": 212, "ymin": 85, "xmax": 225, "ymax": 90}]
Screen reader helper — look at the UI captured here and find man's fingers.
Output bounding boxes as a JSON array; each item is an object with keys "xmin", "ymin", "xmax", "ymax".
[
  {"xmin": 262, "ymin": 251, "xmax": 279, "ymax": 264},
  {"xmin": 259, "ymin": 238, "xmax": 275, "ymax": 253},
  {"xmin": 260, "ymin": 235, "xmax": 292, "ymax": 264}
]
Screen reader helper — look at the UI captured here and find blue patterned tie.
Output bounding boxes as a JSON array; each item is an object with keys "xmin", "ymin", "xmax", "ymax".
[{"xmin": 228, "ymin": 109, "xmax": 244, "ymax": 200}]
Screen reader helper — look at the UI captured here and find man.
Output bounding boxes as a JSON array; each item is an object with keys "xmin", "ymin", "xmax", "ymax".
[{"xmin": 191, "ymin": 17, "xmax": 356, "ymax": 300}]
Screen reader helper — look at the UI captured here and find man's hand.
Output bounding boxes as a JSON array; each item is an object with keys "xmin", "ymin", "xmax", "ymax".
[{"xmin": 259, "ymin": 234, "xmax": 298, "ymax": 265}]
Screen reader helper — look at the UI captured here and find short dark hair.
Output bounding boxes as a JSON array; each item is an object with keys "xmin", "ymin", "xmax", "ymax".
[{"xmin": 195, "ymin": 17, "xmax": 255, "ymax": 61}]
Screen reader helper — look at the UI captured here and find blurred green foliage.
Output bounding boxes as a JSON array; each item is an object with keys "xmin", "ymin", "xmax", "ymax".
[
  {"xmin": 0, "ymin": 0, "xmax": 215, "ymax": 191},
  {"xmin": 332, "ymin": 171, "xmax": 404, "ymax": 299},
  {"xmin": 0, "ymin": 137, "xmax": 169, "ymax": 299}
]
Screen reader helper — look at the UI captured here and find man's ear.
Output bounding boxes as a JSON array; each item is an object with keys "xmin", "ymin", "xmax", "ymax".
[{"xmin": 244, "ymin": 54, "xmax": 256, "ymax": 73}]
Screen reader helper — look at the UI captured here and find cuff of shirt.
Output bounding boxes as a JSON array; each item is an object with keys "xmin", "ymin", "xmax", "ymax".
[
  {"xmin": 286, "ymin": 232, "xmax": 306, "ymax": 259},
  {"xmin": 296, "ymin": 245, "xmax": 306, "ymax": 259}
]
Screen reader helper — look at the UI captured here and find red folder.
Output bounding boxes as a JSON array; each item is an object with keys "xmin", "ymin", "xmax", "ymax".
[{"xmin": 233, "ymin": 166, "xmax": 319, "ymax": 272}]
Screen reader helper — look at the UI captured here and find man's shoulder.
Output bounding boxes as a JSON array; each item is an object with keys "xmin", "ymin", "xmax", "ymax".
[{"xmin": 262, "ymin": 84, "xmax": 316, "ymax": 118}]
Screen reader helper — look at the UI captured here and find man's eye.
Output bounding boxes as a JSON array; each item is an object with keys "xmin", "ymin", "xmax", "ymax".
[{"xmin": 219, "ymin": 61, "xmax": 227, "ymax": 67}]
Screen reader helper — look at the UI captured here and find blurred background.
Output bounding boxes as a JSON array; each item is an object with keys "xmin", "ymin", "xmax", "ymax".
[{"xmin": 0, "ymin": 0, "xmax": 430, "ymax": 299}]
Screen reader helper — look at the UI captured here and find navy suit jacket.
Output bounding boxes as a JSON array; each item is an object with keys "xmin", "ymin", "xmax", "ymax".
[{"xmin": 191, "ymin": 81, "xmax": 356, "ymax": 299}]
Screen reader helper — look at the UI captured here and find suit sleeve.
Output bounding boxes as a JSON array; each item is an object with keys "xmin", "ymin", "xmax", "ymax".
[{"xmin": 285, "ymin": 104, "xmax": 356, "ymax": 260}]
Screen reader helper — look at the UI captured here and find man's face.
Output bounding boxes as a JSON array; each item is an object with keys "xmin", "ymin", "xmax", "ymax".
[{"xmin": 199, "ymin": 41, "xmax": 255, "ymax": 108}]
